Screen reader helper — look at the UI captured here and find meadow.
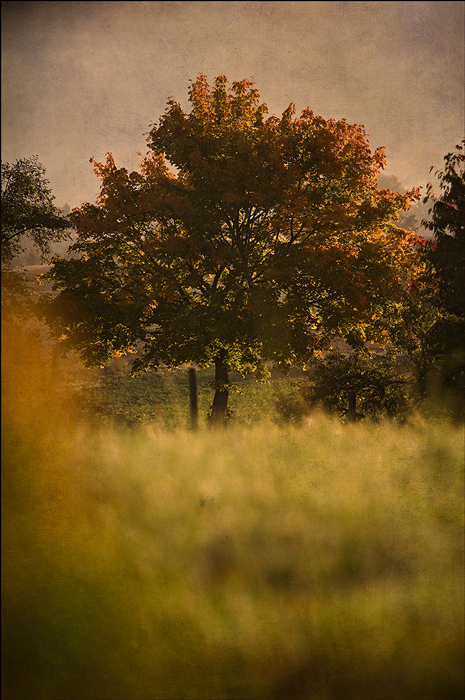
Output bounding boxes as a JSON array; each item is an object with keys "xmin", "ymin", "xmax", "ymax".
[{"xmin": 2, "ymin": 318, "xmax": 464, "ymax": 700}]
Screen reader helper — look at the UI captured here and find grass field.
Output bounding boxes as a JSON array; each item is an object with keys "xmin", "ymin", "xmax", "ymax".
[
  {"xmin": 2, "ymin": 319, "xmax": 464, "ymax": 700},
  {"xmin": 72, "ymin": 362, "xmax": 306, "ymax": 428}
]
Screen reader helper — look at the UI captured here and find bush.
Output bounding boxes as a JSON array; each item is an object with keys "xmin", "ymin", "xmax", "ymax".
[{"xmin": 300, "ymin": 350, "xmax": 415, "ymax": 422}]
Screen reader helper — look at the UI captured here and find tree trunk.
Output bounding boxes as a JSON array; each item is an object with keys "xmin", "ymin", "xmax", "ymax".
[
  {"xmin": 210, "ymin": 349, "xmax": 229, "ymax": 425},
  {"xmin": 188, "ymin": 367, "xmax": 199, "ymax": 430}
]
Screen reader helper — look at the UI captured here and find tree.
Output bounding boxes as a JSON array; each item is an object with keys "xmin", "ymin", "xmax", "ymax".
[
  {"xmin": 302, "ymin": 349, "xmax": 413, "ymax": 422},
  {"xmin": 273, "ymin": 346, "xmax": 415, "ymax": 425},
  {"xmin": 422, "ymin": 140, "xmax": 465, "ymax": 318},
  {"xmin": 1, "ymin": 156, "xmax": 71, "ymax": 265},
  {"xmin": 419, "ymin": 141, "xmax": 465, "ymax": 414},
  {"xmin": 43, "ymin": 75, "xmax": 421, "ymax": 423},
  {"xmin": 1, "ymin": 156, "xmax": 71, "ymax": 316}
]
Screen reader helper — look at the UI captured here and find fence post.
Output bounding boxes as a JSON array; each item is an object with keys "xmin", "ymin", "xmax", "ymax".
[
  {"xmin": 188, "ymin": 367, "xmax": 199, "ymax": 430},
  {"xmin": 348, "ymin": 389, "xmax": 356, "ymax": 422}
]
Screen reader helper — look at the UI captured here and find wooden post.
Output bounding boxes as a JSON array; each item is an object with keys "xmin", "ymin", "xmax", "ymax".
[
  {"xmin": 348, "ymin": 389, "xmax": 356, "ymax": 422},
  {"xmin": 188, "ymin": 367, "xmax": 199, "ymax": 430}
]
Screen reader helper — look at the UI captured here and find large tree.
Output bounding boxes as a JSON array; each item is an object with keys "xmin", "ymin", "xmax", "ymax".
[{"xmin": 44, "ymin": 75, "xmax": 421, "ymax": 422}]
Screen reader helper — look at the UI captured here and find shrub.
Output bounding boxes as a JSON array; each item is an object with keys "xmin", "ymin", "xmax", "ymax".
[{"xmin": 301, "ymin": 349, "xmax": 415, "ymax": 421}]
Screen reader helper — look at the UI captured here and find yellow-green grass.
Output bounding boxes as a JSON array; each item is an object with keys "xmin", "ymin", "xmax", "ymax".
[{"xmin": 2, "ymin": 320, "xmax": 464, "ymax": 699}]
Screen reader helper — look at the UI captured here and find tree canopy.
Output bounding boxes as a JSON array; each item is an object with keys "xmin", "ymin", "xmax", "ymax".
[{"xmin": 44, "ymin": 75, "xmax": 422, "ymax": 421}]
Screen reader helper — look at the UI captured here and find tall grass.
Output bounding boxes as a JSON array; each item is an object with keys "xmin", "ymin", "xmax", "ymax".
[{"xmin": 2, "ymin": 319, "xmax": 464, "ymax": 700}]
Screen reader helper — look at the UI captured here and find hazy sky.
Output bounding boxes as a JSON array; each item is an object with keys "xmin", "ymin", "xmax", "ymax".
[{"xmin": 2, "ymin": 1, "xmax": 464, "ymax": 209}]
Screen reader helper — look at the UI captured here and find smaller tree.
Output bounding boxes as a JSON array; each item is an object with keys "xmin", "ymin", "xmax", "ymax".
[
  {"xmin": 1, "ymin": 156, "xmax": 72, "ymax": 315},
  {"xmin": 1, "ymin": 156, "xmax": 71, "ymax": 266},
  {"xmin": 301, "ymin": 349, "xmax": 413, "ymax": 421}
]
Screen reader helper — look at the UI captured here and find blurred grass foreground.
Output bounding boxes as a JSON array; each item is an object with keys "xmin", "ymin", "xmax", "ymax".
[{"xmin": 2, "ymin": 318, "xmax": 464, "ymax": 700}]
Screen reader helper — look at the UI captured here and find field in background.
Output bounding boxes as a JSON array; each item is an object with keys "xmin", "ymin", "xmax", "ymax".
[
  {"xmin": 73, "ymin": 357, "xmax": 307, "ymax": 428},
  {"xmin": 2, "ymin": 318, "xmax": 464, "ymax": 700}
]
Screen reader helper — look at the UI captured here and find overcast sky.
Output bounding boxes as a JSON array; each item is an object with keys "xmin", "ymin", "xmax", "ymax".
[{"xmin": 2, "ymin": 1, "xmax": 464, "ymax": 210}]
